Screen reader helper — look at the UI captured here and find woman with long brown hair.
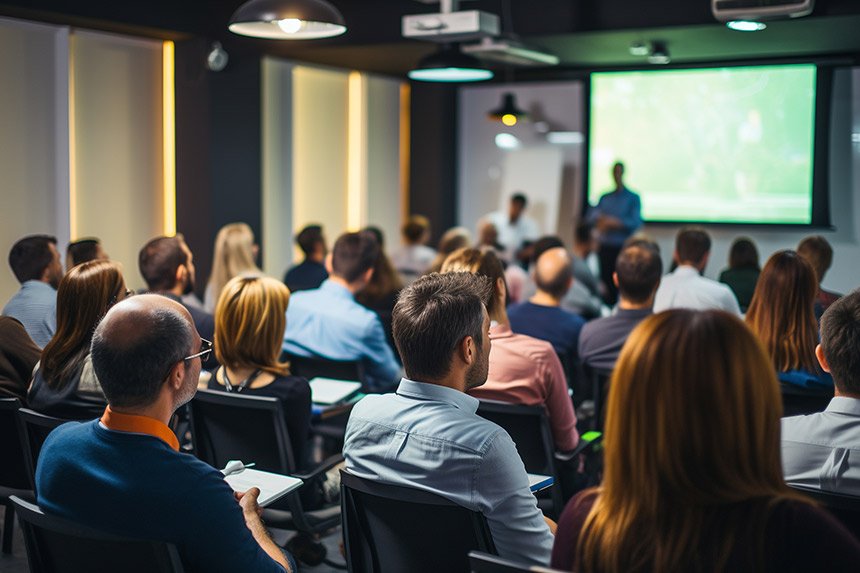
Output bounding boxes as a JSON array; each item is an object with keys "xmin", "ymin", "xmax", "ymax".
[
  {"xmin": 746, "ymin": 249, "xmax": 831, "ymax": 388},
  {"xmin": 28, "ymin": 260, "xmax": 129, "ymax": 419},
  {"xmin": 551, "ymin": 309, "xmax": 860, "ymax": 572}
]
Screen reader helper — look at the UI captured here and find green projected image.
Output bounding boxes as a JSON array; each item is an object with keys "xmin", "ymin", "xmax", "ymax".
[{"xmin": 588, "ymin": 64, "xmax": 817, "ymax": 224}]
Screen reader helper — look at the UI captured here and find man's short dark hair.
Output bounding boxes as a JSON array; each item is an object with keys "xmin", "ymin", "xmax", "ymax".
[
  {"xmin": 331, "ymin": 231, "xmax": 379, "ymax": 283},
  {"xmin": 91, "ymin": 304, "xmax": 194, "ymax": 408},
  {"xmin": 797, "ymin": 235, "xmax": 834, "ymax": 283},
  {"xmin": 535, "ymin": 250, "xmax": 573, "ymax": 300},
  {"xmin": 67, "ymin": 238, "xmax": 101, "ymax": 267},
  {"xmin": 616, "ymin": 243, "xmax": 663, "ymax": 304},
  {"xmin": 296, "ymin": 225, "xmax": 324, "ymax": 257},
  {"xmin": 511, "ymin": 193, "xmax": 527, "ymax": 207},
  {"xmin": 392, "ymin": 272, "xmax": 492, "ymax": 382},
  {"xmin": 531, "ymin": 236, "xmax": 565, "ymax": 264},
  {"xmin": 8, "ymin": 235, "xmax": 57, "ymax": 284},
  {"xmin": 139, "ymin": 236, "xmax": 188, "ymax": 291},
  {"xmin": 819, "ymin": 290, "xmax": 860, "ymax": 395},
  {"xmin": 675, "ymin": 227, "xmax": 711, "ymax": 265}
]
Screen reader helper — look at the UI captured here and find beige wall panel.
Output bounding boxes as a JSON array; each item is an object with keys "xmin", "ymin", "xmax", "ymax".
[
  {"xmin": 72, "ymin": 31, "xmax": 163, "ymax": 290},
  {"xmin": 365, "ymin": 76, "xmax": 403, "ymax": 252},
  {"xmin": 292, "ymin": 66, "xmax": 348, "ymax": 252}
]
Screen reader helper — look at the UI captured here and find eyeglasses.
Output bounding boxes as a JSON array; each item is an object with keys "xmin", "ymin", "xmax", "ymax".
[{"xmin": 184, "ymin": 338, "xmax": 213, "ymax": 363}]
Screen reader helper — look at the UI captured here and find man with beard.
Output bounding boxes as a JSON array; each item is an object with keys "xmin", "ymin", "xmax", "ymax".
[
  {"xmin": 3, "ymin": 234, "xmax": 64, "ymax": 347},
  {"xmin": 139, "ymin": 234, "xmax": 215, "ymax": 345},
  {"xmin": 36, "ymin": 295, "xmax": 293, "ymax": 572},
  {"xmin": 343, "ymin": 272, "xmax": 555, "ymax": 565}
]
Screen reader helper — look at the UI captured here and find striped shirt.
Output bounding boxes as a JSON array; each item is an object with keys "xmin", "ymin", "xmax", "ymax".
[{"xmin": 2, "ymin": 280, "xmax": 56, "ymax": 348}]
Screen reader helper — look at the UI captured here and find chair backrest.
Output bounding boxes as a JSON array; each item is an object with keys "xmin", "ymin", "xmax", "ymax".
[
  {"xmin": 11, "ymin": 495, "xmax": 184, "ymax": 573},
  {"xmin": 587, "ymin": 367, "xmax": 613, "ymax": 432},
  {"xmin": 0, "ymin": 397, "xmax": 30, "ymax": 491},
  {"xmin": 188, "ymin": 388, "xmax": 295, "ymax": 474},
  {"xmin": 790, "ymin": 485, "xmax": 860, "ymax": 538},
  {"xmin": 476, "ymin": 400, "xmax": 556, "ymax": 476},
  {"xmin": 341, "ymin": 470, "xmax": 495, "ymax": 573},
  {"xmin": 780, "ymin": 382, "xmax": 833, "ymax": 417},
  {"xmin": 468, "ymin": 551, "xmax": 566, "ymax": 573},
  {"xmin": 17, "ymin": 408, "xmax": 68, "ymax": 491},
  {"xmin": 285, "ymin": 354, "xmax": 365, "ymax": 384}
]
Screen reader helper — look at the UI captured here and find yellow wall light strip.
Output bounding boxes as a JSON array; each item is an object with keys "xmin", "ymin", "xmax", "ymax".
[
  {"xmin": 347, "ymin": 71, "xmax": 365, "ymax": 232},
  {"xmin": 162, "ymin": 40, "xmax": 176, "ymax": 236},
  {"xmin": 399, "ymin": 82, "xmax": 411, "ymax": 225},
  {"xmin": 68, "ymin": 35, "xmax": 78, "ymax": 240}
]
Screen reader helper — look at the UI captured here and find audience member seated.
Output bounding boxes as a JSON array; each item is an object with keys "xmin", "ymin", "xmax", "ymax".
[
  {"xmin": 204, "ymin": 222, "xmax": 260, "ymax": 313},
  {"xmin": 28, "ymin": 261, "xmax": 129, "ymax": 419},
  {"xmin": 65, "ymin": 237, "xmax": 108, "ymax": 270},
  {"xmin": 392, "ymin": 215, "xmax": 436, "ymax": 283},
  {"xmin": 551, "ymin": 309, "xmax": 860, "ymax": 572},
  {"xmin": 344, "ymin": 272, "xmax": 555, "ymax": 565},
  {"xmin": 746, "ymin": 250, "xmax": 832, "ymax": 389},
  {"xmin": 782, "ymin": 290, "xmax": 860, "ymax": 494},
  {"xmin": 571, "ymin": 222, "xmax": 603, "ymax": 305},
  {"xmin": 355, "ymin": 226, "xmax": 404, "ymax": 355},
  {"xmin": 283, "ymin": 232, "xmax": 400, "ymax": 392},
  {"xmin": 139, "ymin": 234, "xmax": 215, "ymax": 343},
  {"xmin": 0, "ymin": 316, "xmax": 40, "ymax": 402},
  {"xmin": 718, "ymin": 237, "xmax": 760, "ymax": 313},
  {"xmin": 428, "ymin": 226, "xmax": 471, "ymax": 273},
  {"xmin": 443, "ymin": 248, "xmax": 579, "ymax": 453},
  {"xmin": 579, "ymin": 241, "xmax": 662, "ymax": 371},
  {"xmin": 484, "ymin": 193, "xmax": 540, "ymax": 264},
  {"xmin": 653, "ymin": 226, "xmax": 741, "ymax": 314},
  {"xmin": 507, "ymin": 247, "xmax": 586, "ymax": 361},
  {"xmin": 210, "ymin": 274, "xmax": 312, "ymax": 469},
  {"xmin": 283, "ymin": 224, "xmax": 328, "ymax": 293},
  {"xmin": 37, "ymin": 294, "xmax": 293, "ymax": 572},
  {"xmin": 2, "ymin": 234, "xmax": 63, "ymax": 348},
  {"xmin": 797, "ymin": 235, "xmax": 842, "ymax": 319},
  {"xmin": 524, "ymin": 237, "xmax": 603, "ymax": 319}
]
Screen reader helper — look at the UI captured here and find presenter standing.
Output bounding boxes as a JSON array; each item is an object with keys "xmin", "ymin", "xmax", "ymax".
[{"xmin": 587, "ymin": 162, "xmax": 643, "ymax": 305}]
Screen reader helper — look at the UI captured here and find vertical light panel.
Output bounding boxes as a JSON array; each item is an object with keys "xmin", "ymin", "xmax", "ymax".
[
  {"xmin": 162, "ymin": 40, "xmax": 176, "ymax": 235},
  {"xmin": 399, "ymin": 83, "xmax": 411, "ymax": 224},
  {"xmin": 364, "ymin": 75, "xmax": 404, "ymax": 244},
  {"xmin": 347, "ymin": 71, "xmax": 366, "ymax": 231},
  {"xmin": 67, "ymin": 30, "xmax": 77, "ymax": 240}
]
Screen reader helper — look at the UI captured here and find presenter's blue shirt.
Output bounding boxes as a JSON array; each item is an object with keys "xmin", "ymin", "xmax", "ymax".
[
  {"xmin": 36, "ymin": 419, "xmax": 286, "ymax": 573},
  {"xmin": 587, "ymin": 187, "xmax": 643, "ymax": 247}
]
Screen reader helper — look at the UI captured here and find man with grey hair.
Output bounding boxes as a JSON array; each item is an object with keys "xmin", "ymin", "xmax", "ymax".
[
  {"xmin": 36, "ymin": 294, "xmax": 293, "ymax": 572},
  {"xmin": 343, "ymin": 272, "xmax": 555, "ymax": 565}
]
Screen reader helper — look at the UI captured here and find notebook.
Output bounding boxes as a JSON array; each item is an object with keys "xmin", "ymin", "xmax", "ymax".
[
  {"xmin": 223, "ymin": 468, "xmax": 303, "ymax": 507},
  {"xmin": 527, "ymin": 473, "xmax": 554, "ymax": 493},
  {"xmin": 310, "ymin": 377, "xmax": 362, "ymax": 405}
]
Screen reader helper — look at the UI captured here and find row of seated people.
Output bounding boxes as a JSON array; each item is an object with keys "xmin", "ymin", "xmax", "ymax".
[{"xmin": 16, "ymin": 270, "xmax": 860, "ymax": 572}]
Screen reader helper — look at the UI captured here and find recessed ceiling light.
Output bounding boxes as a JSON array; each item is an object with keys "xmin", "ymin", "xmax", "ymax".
[
  {"xmin": 726, "ymin": 20, "xmax": 767, "ymax": 32},
  {"xmin": 629, "ymin": 41, "xmax": 650, "ymax": 57},
  {"xmin": 495, "ymin": 133, "xmax": 521, "ymax": 150}
]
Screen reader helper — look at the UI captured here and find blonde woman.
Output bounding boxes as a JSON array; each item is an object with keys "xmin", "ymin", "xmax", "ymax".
[
  {"xmin": 209, "ymin": 274, "xmax": 311, "ymax": 469},
  {"xmin": 204, "ymin": 223, "xmax": 260, "ymax": 312},
  {"xmin": 551, "ymin": 310, "xmax": 860, "ymax": 572}
]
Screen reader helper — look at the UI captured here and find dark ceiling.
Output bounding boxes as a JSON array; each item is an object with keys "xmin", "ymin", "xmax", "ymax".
[{"xmin": 1, "ymin": 0, "xmax": 859, "ymax": 77}]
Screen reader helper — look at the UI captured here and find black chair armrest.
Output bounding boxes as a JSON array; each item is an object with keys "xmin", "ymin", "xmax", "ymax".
[
  {"xmin": 554, "ymin": 432, "xmax": 603, "ymax": 462},
  {"xmin": 293, "ymin": 454, "xmax": 344, "ymax": 482}
]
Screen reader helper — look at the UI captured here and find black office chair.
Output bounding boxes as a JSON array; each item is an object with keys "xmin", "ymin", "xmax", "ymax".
[
  {"xmin": 780, "ymin": 382, "xmax": 833, "ymax": 417},
  {"xmin": 789, "ymin": 485, "xmax": 860, "ymax": 538},
  {"xmin": 16, "ymin": 408, "xmax": 68, "ymax": 492},
  {"xmin": 10, "ymin": 495, "xmax": 184, "ymax": 573},
  {"xmin": 468, "ymin": 551, "xmax": 566, "ymax": 573},
  {"xmin": 586, "ymin": 366, "xmax": 613, "ymax": 432},
  {"xmin": 188, "ymin": 389, "xmax": 342, "ymax": 562},
  {"xmin": 341, "ymin": 470, "xmax": 496, "ymax": 573},
  {"xmin": 0, "ymin": 398, "xmax": 32, "ymax": 554}
]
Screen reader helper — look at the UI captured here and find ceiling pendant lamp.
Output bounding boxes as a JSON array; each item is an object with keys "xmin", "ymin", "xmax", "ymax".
[
  {"xmin": 408, "ymin": 44, "xmax": 494, "ymax": 83},
  {"xmin": 488, "ymin": 93, "xmax": 527, "ymax": 126},
  {"xmin": 228, "ymin": 0, "xmax": 347, "ymax": 40}
]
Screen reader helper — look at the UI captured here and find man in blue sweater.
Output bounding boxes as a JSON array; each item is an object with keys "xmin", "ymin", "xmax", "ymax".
[{"xmin": 37, "ymin": 294, "xmax": 292, "ymax": 572}]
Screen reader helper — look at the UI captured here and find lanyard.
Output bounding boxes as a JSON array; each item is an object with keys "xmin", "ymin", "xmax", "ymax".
[{"xmin": 222, "ymin": 367, "xmax": 263, "ymax": 393}]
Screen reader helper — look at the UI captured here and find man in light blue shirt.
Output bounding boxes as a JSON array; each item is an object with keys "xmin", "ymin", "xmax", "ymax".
[
  {"xmin": 344, "ymin": 272, "xmax": 555, "ymax": 565},
  {"xmin": 3, "ymin": 235, "xmax": 63, "ymax": 348},
  {"xmin": 283, "ymin": 231, "xmax": 399, "ymax": 392},
  {"xmin": 782, "ymin": 290, "xmax": 860, "ymax": 495}
]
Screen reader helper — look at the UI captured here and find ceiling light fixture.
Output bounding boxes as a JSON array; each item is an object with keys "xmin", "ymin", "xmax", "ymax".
[
  {"xmin": 628, "ymin": 41, "xmax": 650, "ymax": 57},
  {"xmin": 488, "ymin": 93, "xmax": 527, "ymax": 126},
  {"xmin": 726, "ymin": 20, "xmax": 767, "ymax": 32},
  {"xmin": 228, "ymin": 0, "xmax": 347, "ymax": 40},
  {"xmin": 647, "ymin": 42, "xmax": 671, "ymax": 65},
  {"xmin": 408, "ymin": 44, "xmax": 493, "ymax": 82}
]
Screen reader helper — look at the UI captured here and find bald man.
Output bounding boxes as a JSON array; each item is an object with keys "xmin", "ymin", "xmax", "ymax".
[
  {"xmin": 36, "ymin": 294, "xmax": 293, "ymax": 572},
  {"xmin": 507, "ymin": 247, "xmax": 587, "ymax": 362}
]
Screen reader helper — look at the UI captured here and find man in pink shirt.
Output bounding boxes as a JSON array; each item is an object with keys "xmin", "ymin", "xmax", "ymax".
[{"xmin": 441, "ymin": 247, "xmax": 579, "ymax": 453}]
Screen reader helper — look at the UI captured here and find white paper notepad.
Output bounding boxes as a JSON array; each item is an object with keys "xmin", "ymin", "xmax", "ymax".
[
  {"xmin": 527, "ymin": 473, "xmax": 554, "ymax": 493},
  {"xmin": 223, "ymin": 469, "xmax": 303, "ymax": 507},
  {"xmin": 310, "ymin": 377, "xmax": 362, "ymax": 405}
]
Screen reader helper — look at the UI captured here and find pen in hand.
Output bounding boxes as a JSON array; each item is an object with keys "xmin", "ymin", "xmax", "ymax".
[{"xmin": 222, "ymin": 460, "xmax": 256, "ymax": 476}]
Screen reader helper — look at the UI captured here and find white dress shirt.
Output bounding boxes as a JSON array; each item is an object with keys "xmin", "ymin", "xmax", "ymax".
[
  {"xmin": 485, "ymin": 211, "xmax": 540, "ymax": 260},
  {"xmin": 653, "ymin": 265, "xmax": 741, "ymax": 314}
]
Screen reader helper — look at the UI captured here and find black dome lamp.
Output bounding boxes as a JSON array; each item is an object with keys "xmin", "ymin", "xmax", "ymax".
[
  {"xmin": 488, "ymin": 92, "xmax": 527, "ymax": 126},
  {"xmin": 408, "ymin": 44, "xmax": 494, "ymax": 83},
  {"xmin": 228, "ymin": 0, "xmax": 347, "ymax": 40}
]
